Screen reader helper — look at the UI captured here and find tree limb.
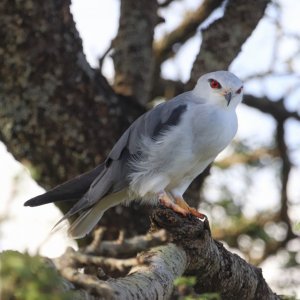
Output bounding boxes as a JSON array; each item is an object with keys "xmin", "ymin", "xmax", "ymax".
[
  {"xmin": 154, "ymin": 0, "xmax": 223, "ymax": 65},
  {"xmin": 152, "ymin": 77, "xmax": 300, "ymax": 123},
  {"xmin": 152, "ymin": 208, "xmax": 280, "ymax": 300},
  {"xmin": 112, "ymin": 0, "xmax": 158, "ymax": 105},
  {"xmin": 55, "ymin": 243, "xmax": 187, "ymax": 299},
  {"xmin": 190, "ymin": 0, "xmax": 271, "ymax": 84},
  {"xmin": 85, "ymin": 228, "xmax": 168, "ymax": 257},
  {"xmin": 215, "ymin": 147, "xmax": 279, "ymax": 169},
  {"xmin": 243, "ymin": 96, "xmax": 300, "ymax": 122},
  {"xmin": 151, "ymin": 0, "xmax": 223, "ymax": 99},
  {"xmin": 275, "ymin": 120, "xmax": 294, "ymax": 239},
  {"xmin": 52, "ymin": 208, "xmax": 280, "ymax": 299},
  {"xmin": 158, "ymin": 0, "xmax": 180, "ymax": 8}
]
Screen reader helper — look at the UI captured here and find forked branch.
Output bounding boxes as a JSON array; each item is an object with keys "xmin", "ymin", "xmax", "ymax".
[{"xmin": 54, "ymin": 207, "xmax": 280, "ymax": 299}]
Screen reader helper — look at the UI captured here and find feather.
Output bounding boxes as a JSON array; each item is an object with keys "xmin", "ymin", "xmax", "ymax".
[
  {"xmin": 68, "ymin": 189, "xmax": 128, "ymax": 239},
  {"xmin": 24, "ymin": 163, "xmax": 105, "ymax": 207}
]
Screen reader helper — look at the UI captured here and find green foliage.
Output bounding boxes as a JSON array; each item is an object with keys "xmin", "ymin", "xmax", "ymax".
[
  {"xmin": 279, "ymin": 296, "xmax": 298, "ymax": 300},
  {"xmin": 193, "ymin": 293, "xmax": 221, "ymax": 300},
  {"xmin": 181, "ymin": 293, "xmax": 221, "ymax": 300},
  {"xmin": 215, "ymin": 198, "xmax": 242, "ymax": 218},
  {"xmin": 174, "ymin": 276, "xmax": 197, "ymax": 287},
  {"xmin": 0, "ymin": 250, "xmax": 76, "ymax": 300},
  {"xmin": 293, "ymin": 221, "xmax": 300, "ymax": 235},
  {"xmin": 174, "ymin": 276, "xmax": 221, "ymax": 300},
  {"xmin": 284, "ymin": 252, "xmax": 299, "ymax": 268}
]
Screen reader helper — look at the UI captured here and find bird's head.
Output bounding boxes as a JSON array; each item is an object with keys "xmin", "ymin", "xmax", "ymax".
[{"xmin": 193, "ymin": 70, "xmax": 243, "ymax": 109}]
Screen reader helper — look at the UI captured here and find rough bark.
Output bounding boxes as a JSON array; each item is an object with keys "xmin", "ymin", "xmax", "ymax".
[
  {"xmin": 152, "ymin": 208, "xmax": 280, "ymax": 300},
  {"xmin": 85, "ymin": 228, "xmax": 168, "ymax": 258},
  {"xmin": 112, "ymin": 0, "xmax": 158, "ymax": 105},
  {"xmin": 0, "ymin": 0, "xmax": 150, "ymax": 238},
  {"xmin": 0, "ymin": 0, "xmax": 143, "ymax": 187},
  {"xmin": 56, "ymin": 244, "xmax": 187, "ymax": 300},
  {"xmin": 190, "ymin": 0, "xmax": 271, "ymax": 85},
  {"xmin": 51, "ymin": 208, "xmax": 280, "ymax": 300}
]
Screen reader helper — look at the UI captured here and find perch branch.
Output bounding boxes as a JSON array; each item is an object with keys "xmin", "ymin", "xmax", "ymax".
[
  {"xmin": 55, "ymin": 208, "xmax": 280, "ymax": 299},
  {"xmin": 152, "ymin": 207, "xmax": 280, "ymax": 300}
]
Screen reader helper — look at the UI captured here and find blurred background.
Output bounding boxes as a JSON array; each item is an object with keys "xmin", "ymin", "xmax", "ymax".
[{"xmin": 0, "ymin": 0, "xmax": 299, "ymax": 297}]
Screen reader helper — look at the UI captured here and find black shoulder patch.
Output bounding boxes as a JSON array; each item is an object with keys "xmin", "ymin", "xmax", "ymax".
[
  {"xmin": 105, "ymin": 157, "xmax": 113, "ymax": 168},
  {"xmin": 153, "ymin": 104, "xmax": 187, "ymax": 138}
]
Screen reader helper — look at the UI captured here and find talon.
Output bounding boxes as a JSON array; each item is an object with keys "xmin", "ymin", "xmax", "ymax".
[
  {"xmin": 158, "ymin": 191, "xmax": 190, "ymax": 216},
  {"xmin": 188, "ymin": 207, "xmax": 207, "ymax": 222},
  {"xmin": 173, "ymin": 195, "xmax": 207, "ymax": 221}
]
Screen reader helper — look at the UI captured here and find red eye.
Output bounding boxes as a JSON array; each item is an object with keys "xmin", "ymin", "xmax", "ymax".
[
  {"xmin": 236, "ymin": 86, "xmax": 243, "ymax": 94},
  {"xmin": 208, "ymin": 79, "xmax": 221, "ymax": 89}
]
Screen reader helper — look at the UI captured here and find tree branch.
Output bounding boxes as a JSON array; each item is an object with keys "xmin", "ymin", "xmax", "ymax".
[
  {"xmin": 55, "ymin": 243, "xmax": 187, "ymax": 299},
  {"xmin": 154, "ymin": 0, "xmax": 223, "ymax": 65},
  {"xmin": 158, "ymin": 0, "xmax": 180, "ymax": 8},
  {"xmin": 152, "ymin": 208, "xmax": 280, "ymax": 300},
  {"xmin": 215, "ymin": 147, "xmax": 279, "ymax": 169},
  {"xmin": 152, "ymin": 78, "xmax": 300, "ymax": 124},
  {"xmin": 243, "ymin": 96, "xmax": 300, "ymax": 122},
  {"xmin": 151, "ymin": 0, "xmax": 222, "ymax": 100},
  {"xmin": 53, "ymin": 208, "xmax": 280, "ymax": 299},
  {"xmin": 275, "ymin": 120, "xmax": 294, "ymax": 239},
  {"xmin": 112, "ymin": 0, "xmax": 158, "ymax": 105},
  {"xmin": 190, "ymin": 0, "xmax": 270, "ymax": 84},
  {"xmin": 85, "ymin": 228, "xmax": 168, "ymax": 257},
  {"xmin": 212, "ymin": 211, "xmax": 294, "ymax": 265}
]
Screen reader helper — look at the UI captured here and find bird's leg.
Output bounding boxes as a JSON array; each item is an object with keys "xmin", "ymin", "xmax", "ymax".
[
  {"xmin": 158, "ymin": 191, "xmax": 189, "ymax": 216},
  {"xmin": 173, "ymin": 195, "xmax": 206, "ymax": 221}
]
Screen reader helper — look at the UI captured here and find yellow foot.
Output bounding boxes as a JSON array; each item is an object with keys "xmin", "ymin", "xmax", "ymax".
[
  {"xmin": 174, "ymin": 196, "xmax": 206, "ymax": 221},
  {"xmin": 158, "ymin": 191, "xmax": 189, "ymax": 216}
]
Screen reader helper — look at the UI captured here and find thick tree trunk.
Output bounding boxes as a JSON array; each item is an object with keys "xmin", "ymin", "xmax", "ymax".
[
  {"xmin": 0, "ymin": 0, "xmax": 141, "ymax": 187},
  {"xmin": 0, "ymin": 0, "xmax": 149, "ymax": 239}
]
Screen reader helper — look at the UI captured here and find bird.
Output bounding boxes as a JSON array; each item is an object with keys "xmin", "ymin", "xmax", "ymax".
[{"xmin": 24, "ymin": 70, "xmax": 244, "ymax": 239}]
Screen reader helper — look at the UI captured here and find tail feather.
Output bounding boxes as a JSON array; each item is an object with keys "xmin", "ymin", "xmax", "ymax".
[
  {"xmin": 68, "ymin": 189, "xmax": 128, "ymax": 239},
  {"xmin": 24, "ymin": 163, "xmax": 105, "ymax": 207}
]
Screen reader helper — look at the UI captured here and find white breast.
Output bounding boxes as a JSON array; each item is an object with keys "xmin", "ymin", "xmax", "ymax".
[{"xmin": 129, "ymin": 102, "xmax": 238, "ymax": 198}]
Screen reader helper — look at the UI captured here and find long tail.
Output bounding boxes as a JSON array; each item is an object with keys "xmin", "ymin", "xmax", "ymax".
[
  {"xmin": 68, "ymin": 189, "xmax": 128, "ymax": 239},
  {"xmin": 24, "ymin": 163, "xmax": 105, "ymax": 207}
]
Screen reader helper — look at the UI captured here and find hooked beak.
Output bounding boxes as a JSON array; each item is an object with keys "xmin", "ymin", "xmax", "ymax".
[{"xmin": 224, "ymin": 92, "xmax": 232, "ymax": 106}]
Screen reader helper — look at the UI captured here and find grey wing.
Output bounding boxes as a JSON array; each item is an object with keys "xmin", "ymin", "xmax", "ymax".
[
  {"xmin": 108, "ymin": 91, "xmax": 191, "ymax": 161},
  {"xmin": 65, "ymin": 92, "xmax": 190, "ymax": 217}
]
